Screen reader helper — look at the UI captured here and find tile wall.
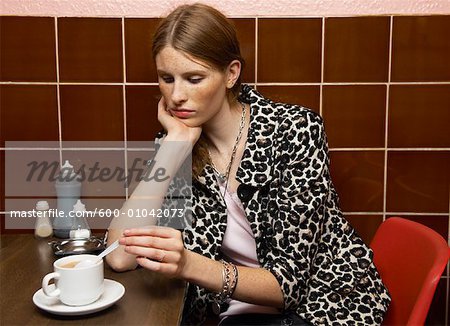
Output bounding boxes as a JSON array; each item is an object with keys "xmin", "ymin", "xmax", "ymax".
[{"xmin": 1, "ymin": 15, "xmax": 449, "ymax": 324}]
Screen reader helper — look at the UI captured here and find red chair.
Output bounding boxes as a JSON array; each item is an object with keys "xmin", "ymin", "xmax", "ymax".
[{"xmin": 370, "ymin": 217, "xmax": 450, "ymax": 325}]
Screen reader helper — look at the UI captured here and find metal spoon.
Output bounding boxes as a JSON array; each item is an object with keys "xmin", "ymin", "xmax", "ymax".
[{"xmin": 75, "ymin": 240, "xmax": 120, "ymax": 268}]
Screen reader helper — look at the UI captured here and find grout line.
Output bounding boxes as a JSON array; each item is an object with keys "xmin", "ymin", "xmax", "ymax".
[
  {"xmin": 385, "ymin": 212, "xmax": 450, "ymax": 216},
  {"xmin": 243, "ymin": 81, "xmax": 450, "ymax": 86},
  {"xmin": 329, "ymin": 148, "xmax": 385, "ymax": 151},
  {"xmin": 121, "ymin": 17, "xmax": 129, "ymax": 199},
  {"xmin": 383, "ymin": 16, "xmax": 394, "ymax": 222},
  {"xmin": 3, "ymin": 147, "xmax": 132, "ymax": 151},
  {"xmin": 344, "ymin": 212, "xmax": 450, "ymax": 216},
  {"xmin": 344, "ymin": 212, "xmax": 385, "ymax": 215},
  {"xmin": 2, "ymin": 147, "xmax": 61, "ymax": 150},
  {"xmin": 319, "ymin": 17, "xmax": 325, "ymax": 117},
  {"xmin": 54, "ymin": 17, "xmax": 63, "ymax": 167},
  {"xmin": 386, "ymin": 148, "xmax": 450, "ymax": 151},
  {"xmin": 387, "ymin": 81, "xmax": 450, "ymax": 85},
  {"xmin": 330, "ymin": 148, "xmax": 450, "ymax": 151},
  {"xmin": 123, "ymin": 82, "xmax": 158, "ymax": 86}
]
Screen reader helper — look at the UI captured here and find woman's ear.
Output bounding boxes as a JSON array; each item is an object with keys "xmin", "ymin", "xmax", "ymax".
[{"xmin": 226, "ymin": 60, "xmax": 241, "ymax": 89}]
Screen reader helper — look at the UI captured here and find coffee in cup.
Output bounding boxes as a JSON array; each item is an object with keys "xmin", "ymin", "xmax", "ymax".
[{"xmin": 41, "ymin": 254, "xmax": 104, "ymax": 306}]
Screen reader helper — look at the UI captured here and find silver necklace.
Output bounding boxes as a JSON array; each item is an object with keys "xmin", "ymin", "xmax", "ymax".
[{"xmin": 209, "ymin": 102, "xmax": 247, "ymax": 189}]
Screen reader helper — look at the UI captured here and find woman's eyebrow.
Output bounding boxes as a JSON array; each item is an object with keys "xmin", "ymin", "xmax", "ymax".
[{"xmin": 157, "ymin": 69, "xmax": 208, "ymax": 76}]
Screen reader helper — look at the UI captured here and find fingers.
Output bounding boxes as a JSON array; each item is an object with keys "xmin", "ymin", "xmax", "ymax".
[
  {"xmin": 125, "ymin": 246, "xmax": 175, "ymax": 263},
  {"xmin": 157, "ymin": 96, "xmax": 173, "ymax": 125},
  {"xmin": 119, "ymin": 226, "xmax": 184, "ymax": 272},
  {"xmin": 120, "ymin": 234, "xmax": 182, "ymax": 252},
  {"xmin": 124, "ymin": 237, "xmax": 184, "ymax": 276},
  {"xmin": 135, "ymin": 256, "xmax": 179, "ymax": 274},
  {"xmin": 158, "ymin": 96, "xmax": 172, "ymax": 119},
  {"xmin": 120, "ymin": 226, "xmax": 182, "ymax": 250},
  {"xmin": 123, "ymin": 225, "xmax": 177, "ymax": 238},
  {"xmin": 157, "ymin": 96, "xmax": 167, "ymax": 112},
  {"xmin": 136, "ymin": 256, "xmax": 162, "ymax": 271}
]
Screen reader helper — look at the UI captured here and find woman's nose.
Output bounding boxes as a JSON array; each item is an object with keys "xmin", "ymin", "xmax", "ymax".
[{"xmin": 170, "ymin": 82, "xmax": 187, "ymax": 104}]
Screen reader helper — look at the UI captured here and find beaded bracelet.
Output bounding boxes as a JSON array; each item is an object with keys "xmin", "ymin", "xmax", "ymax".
[
  {"xmin": 212, "ymin": 260, "xmax": 239, "ymax": 314},
  {"xmin": 228, "ymin": 263, "xmax": 238, "ymax": 297}
]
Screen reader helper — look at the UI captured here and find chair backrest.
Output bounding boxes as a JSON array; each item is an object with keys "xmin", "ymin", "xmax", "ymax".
[{"xmin": 370, "ymin": 217, "xmax": 450, "ymax": 326}]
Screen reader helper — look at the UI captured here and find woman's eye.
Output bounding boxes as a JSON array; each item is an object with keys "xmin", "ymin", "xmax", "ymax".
[
  {"xmin": 160, "ymin": 76, "xmax": 174, "ymax": 83},
  {"xmin": 188, "ymin": 77, "xmax": 203, "ymax": 84}
]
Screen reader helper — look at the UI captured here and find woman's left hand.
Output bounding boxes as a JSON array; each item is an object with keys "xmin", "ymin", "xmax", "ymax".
[{"xmin": 119, "ymin": 226, "xmax": 187, "ymax": 278}]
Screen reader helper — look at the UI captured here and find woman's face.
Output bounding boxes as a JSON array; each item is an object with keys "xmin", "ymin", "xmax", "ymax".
[{"xmin": 155, "ymin": 46, "xmax": 230, "ymax": 128}]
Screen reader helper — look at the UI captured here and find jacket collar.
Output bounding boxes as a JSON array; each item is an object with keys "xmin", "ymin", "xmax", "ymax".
[{"xmin": 197, "ymin": 85, "xmax": 277, "ymax": 189}]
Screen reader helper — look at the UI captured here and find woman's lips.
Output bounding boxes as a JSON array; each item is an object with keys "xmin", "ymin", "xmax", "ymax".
[{"xmin": 170, "ymin": 109, "xmax": 195, "ymax": 119}]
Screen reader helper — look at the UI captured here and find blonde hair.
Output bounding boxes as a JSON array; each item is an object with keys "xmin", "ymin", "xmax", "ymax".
[{"xmin": 152, "ymin": 3, "xmax": 245, "ymax": 178}]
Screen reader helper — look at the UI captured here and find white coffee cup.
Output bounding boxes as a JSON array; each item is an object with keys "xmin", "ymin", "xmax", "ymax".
[{"xmin": 42, "ymin": 254, "xmax": 104, "ymax": 306}]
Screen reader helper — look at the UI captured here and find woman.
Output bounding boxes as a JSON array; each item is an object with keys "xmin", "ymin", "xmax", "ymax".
[{"xmin": 106, "ymin": 3, "xmax": 391, "ymax": 325}]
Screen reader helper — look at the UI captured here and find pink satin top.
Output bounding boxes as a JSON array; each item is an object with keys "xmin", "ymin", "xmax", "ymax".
[{"xmin": 218, "ymin": 181, "xmax": 280, "ymax": 320}]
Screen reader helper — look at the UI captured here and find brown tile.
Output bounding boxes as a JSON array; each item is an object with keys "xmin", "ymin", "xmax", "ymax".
[
  {"xmin": 258, "ymin": 18, "xmax": 322, "ymax": 82},
  {"xmin": 0, "ymin": 17, "xmax": 56, "ymax": 82},
  {"xmin": 425, "ymin": 278, "xmax": 447, "ymax": 325},
  {"xmin": 389, "ymin": 85, "xmax": 450, "ymax": 148},
  {"xmin": 324, "ymin": 17, "xmax": 390, "ymax": 82},
  {"xmin": 232, "ymin": 18, "xmax": 256, "ymax": 83},
  {"xmin": 4, "ymin": 148, "xmax": 59, "ymax": 198},
  {"xmin": 322, "ymin": 85, "xmax": 386, "ymax": 148},
  {"xmin": 58, "ymin": 18, "xmax": 123, "ymax": 82},
  {"xmin": 330, "ymin": 151, "xmax": 384, "ymax": 212},
  {"xmin": 0, "ymin": 85, "xmax": 59, "ymax": 143},
  {"xmin": 62, "ymin": 149, "xmax": 126, "ymax": 198},
  {"xmin": 77, "ymin": 198, "xmax": 126, "ymax": 230},
  {"xmin": 125, "ymin": 18, "xmax": 160, "ymax": 83},
  {"xmin": 386, "ymin": 151, "xmax": 450, "ymax": 213},
  {"xmin": 392, "ymin": 16, "xmax": 450, "ymax": 82},
  {"xmin": 126, "ymin": 86, "xmax": 162, "ymax": 141},
  {"xmin": 344, "ymin": 214, "xmax": 383, "ymax": 245},
  {"xmin": 256, "ymin": 86, "xmax": 320, "ymax": 113},
  {"xmin": 60, "ymin": 85, "xmax": 124, "ymax": 141}
]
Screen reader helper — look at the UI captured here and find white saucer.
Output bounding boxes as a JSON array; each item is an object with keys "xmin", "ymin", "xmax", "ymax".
[{"xmin": 33, "ymin": 279, "xmax": 125, "ymax": 316}]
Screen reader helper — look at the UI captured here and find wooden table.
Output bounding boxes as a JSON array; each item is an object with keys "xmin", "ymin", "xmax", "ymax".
[{"xmin": 0, "ymin": 234, "xmax": 186, "ymax": 325}]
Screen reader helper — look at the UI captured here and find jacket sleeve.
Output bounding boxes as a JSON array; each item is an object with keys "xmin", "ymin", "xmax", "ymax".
[{"xmin": 262, "ymin": 109, "xmax": 331, "ymax": 311}]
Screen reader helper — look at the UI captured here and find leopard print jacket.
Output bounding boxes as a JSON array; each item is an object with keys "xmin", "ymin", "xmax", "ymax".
[{"xmin": 161, "ymin": 85, "xmax": 391, "ymax": 325}]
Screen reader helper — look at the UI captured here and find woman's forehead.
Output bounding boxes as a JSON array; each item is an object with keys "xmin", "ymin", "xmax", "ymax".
[{"xmin": 155, "ymin": 46, "xmax": 217, "ymax": 72}]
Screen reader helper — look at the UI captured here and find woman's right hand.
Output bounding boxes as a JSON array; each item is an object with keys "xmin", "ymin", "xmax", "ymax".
[{"xmin": 157, "ymin": 97, "xmax": 202, "ymax": 145}]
